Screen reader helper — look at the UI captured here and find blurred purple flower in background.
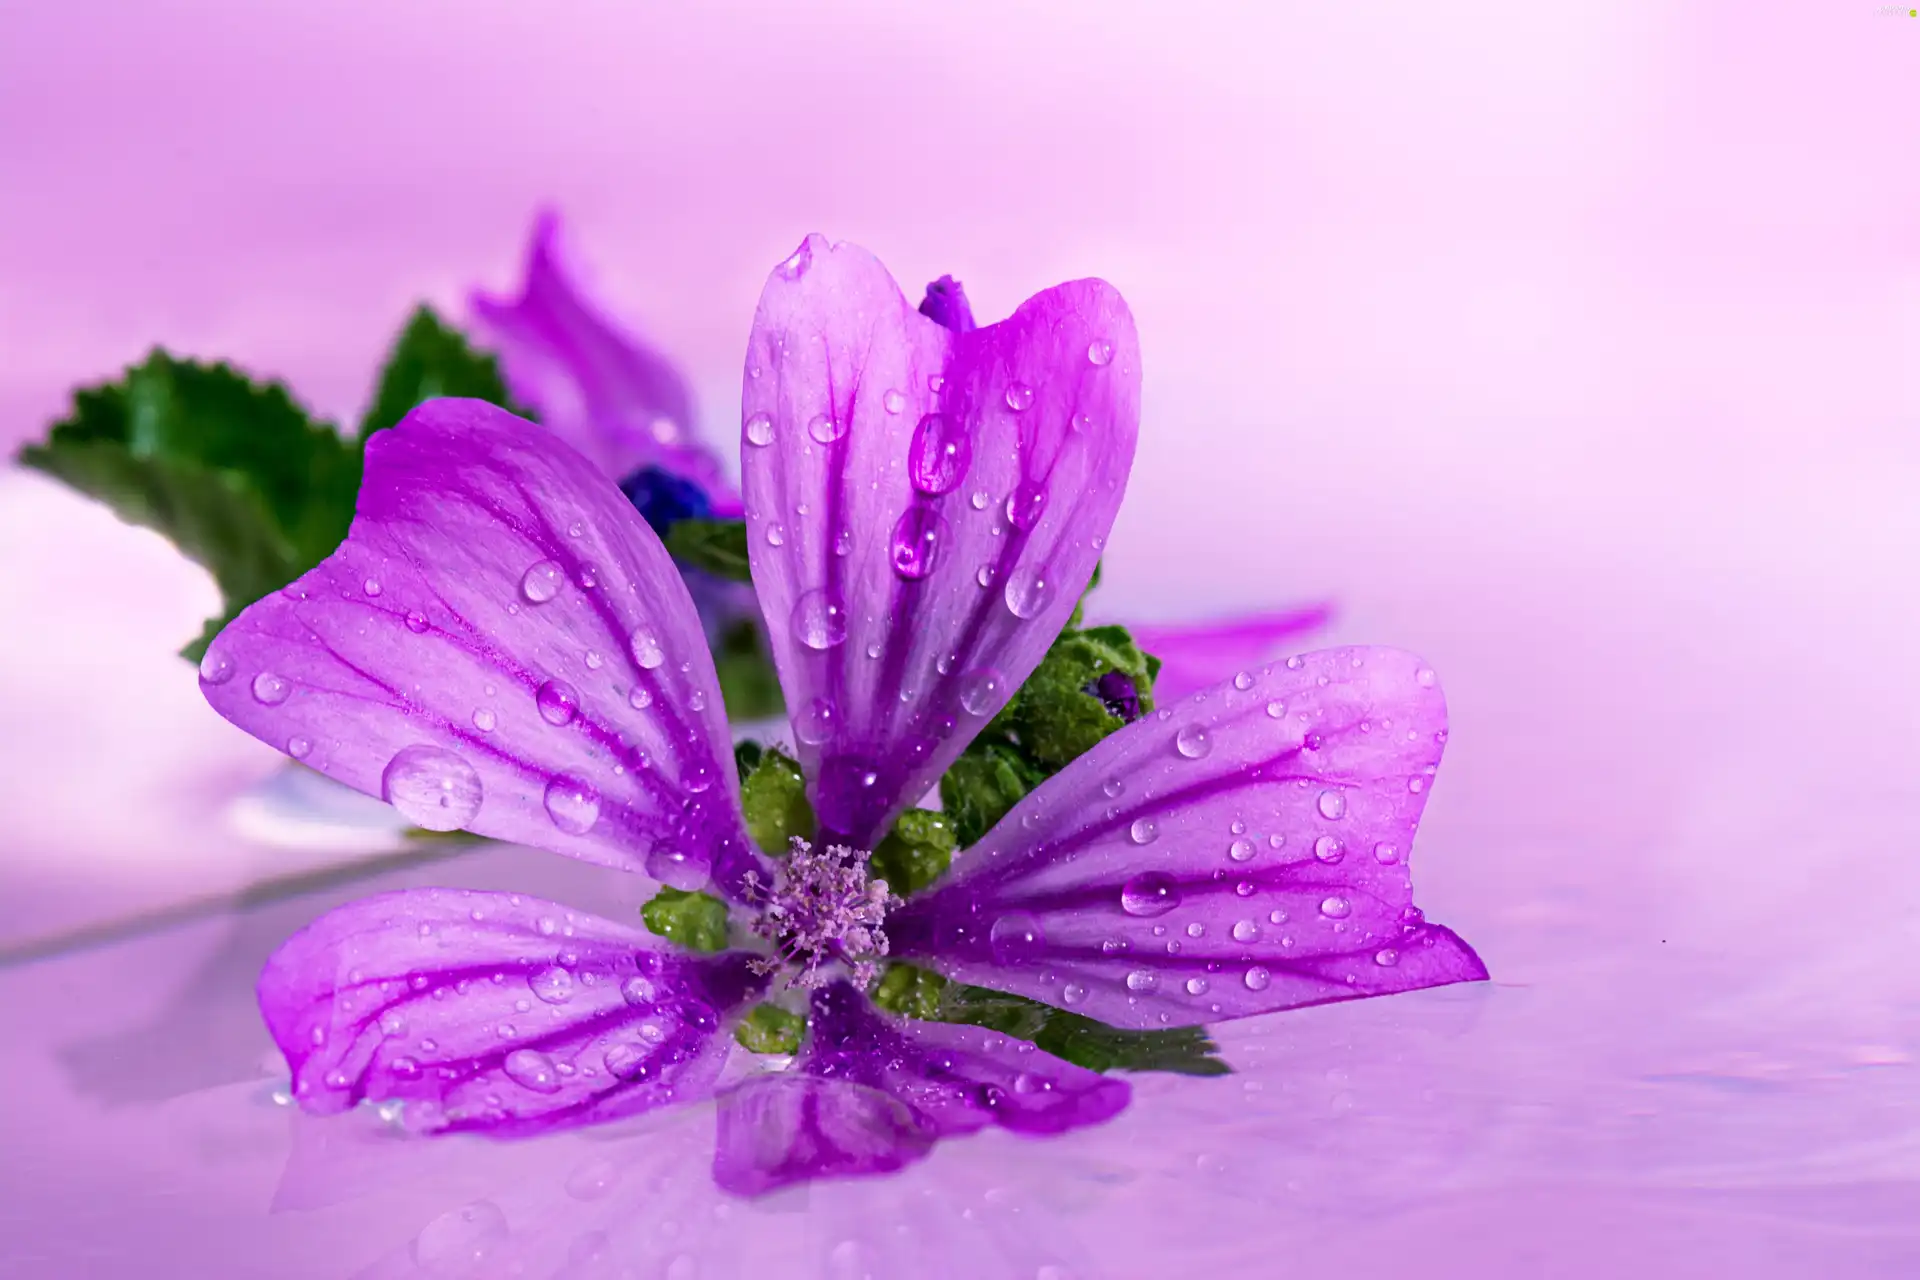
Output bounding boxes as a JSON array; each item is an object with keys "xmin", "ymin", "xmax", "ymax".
[{"xmin": 196, "ymin": 238, "xmax": 1482, "ymax": 1194}]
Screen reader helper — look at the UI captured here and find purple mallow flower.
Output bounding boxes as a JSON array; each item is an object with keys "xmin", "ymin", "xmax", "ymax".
[{"xmin": 199, "ymin": 235, "xmax": 1484, "ymax": 1194}]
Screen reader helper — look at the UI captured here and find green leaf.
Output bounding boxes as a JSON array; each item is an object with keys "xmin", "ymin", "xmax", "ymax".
[
  {"xmin": 869, "ymin": 808, "xmax": 956, "ymax": 896},
  {"xmin": 733, "ymin": 1003, "xmax": 806, "ymax": 1054},
  {"xmin": 663, "ymin": 518, "xmax": 753, "ymax": 584},
  {"xmin": 740, "ymin": 745, "xmax": 813, "ymax": 855},
  {"xmin": 1010, "ymin": 624, "xmax": 1156, "ymax": 771},
  {"xmin": 939, "ymin": 741, "xmax": 1046, "ymax": 848},
  {"xmin": 358, "ymin": 305, "xmax": 523, "ymax": 440},
  {"xmin": 875, "ymin": 965, "xmax": 1230, "ymax": 1077},
  {"xmin": 639, "ymin": 887, "xmax": 731, "ymax": 953},
  {"xmin": 714, "ymin": 619, "xmax": 785, "ymax": 721},
  {"xmin": 16, "ymin": 352, "xmax": 360, "ymax": 659}
]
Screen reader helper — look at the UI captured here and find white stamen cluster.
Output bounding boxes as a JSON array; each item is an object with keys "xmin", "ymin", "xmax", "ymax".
[{"xmin": 748, "ymin": 837, "xmax": 898, "ymax": 990}]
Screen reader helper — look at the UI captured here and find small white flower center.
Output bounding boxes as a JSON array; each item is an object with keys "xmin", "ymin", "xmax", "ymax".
[{"xmin": 748, "ymin": 837, "xmax": 897, "ymax": 990}]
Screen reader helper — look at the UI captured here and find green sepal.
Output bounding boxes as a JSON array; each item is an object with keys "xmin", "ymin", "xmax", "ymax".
[
  {"xmin": 15, "ymin": 352, "xmax": 361, "ymax": 660},
  {"xmin": 870, "ymin": 963, "xmax": 950, "ymax": 1021},
  {"xmin": 639, "ymin": 887, "xmax": 731, "ymax": 953},
  {"xmin": 733, "ymin": 739, "xmax": 765, "ymax": 781},
  {"xmin": 714, "ymin": 619, "xmax": 785, "ymax": 720},
  {"xmin": 358, "ymin": 305, "xmax": 525, "ymax": 440},
  {"xmin": 663, "ymin": 518, "xmax": 753, "ymax": 584},
  {"xmin": 740, "ymin": 746, "xmax": 813, "ymax": 854},
  {"xmin": 938, "ymin": 741, "xmax": 1046, "ymax": 848},
  {"xmin": 733, "ymin": 1003, "xmax": 806, "ymax": 1055},
  {"xmin": 869, "ymin": 809, "xmax": 957, "ymax": 897},
  {"xmin": 1008, "ymin": 623, "xmax": 1157, "ymax": 771},
  {"xmin": 876, "ymin": 964, "xmax": 1230, "ymax": 1077}
]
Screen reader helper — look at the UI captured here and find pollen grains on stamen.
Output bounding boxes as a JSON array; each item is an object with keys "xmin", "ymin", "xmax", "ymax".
[{"xmin": 746, "ymin": 837, "xmax": 899, "ymax": 991}]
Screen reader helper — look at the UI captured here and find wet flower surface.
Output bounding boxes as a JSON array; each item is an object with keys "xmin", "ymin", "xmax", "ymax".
[{"xmin": 193, "ymin": 237, "xmax": 1481, "ymax": 1194}]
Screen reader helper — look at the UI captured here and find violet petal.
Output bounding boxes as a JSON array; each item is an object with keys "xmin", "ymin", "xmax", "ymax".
[
  {"xmin": 741, "ymin": 235, "xmax": 1140, "ymax": 845},
  {"xmin": 198, "ymin": 398, "xmax": 761, "ymax": 895},
  {"xmin": 888, "ymin": 647, "xmax": 1487, "ymax": 1028},
  {"xmin": 260, "ymin": 887, "xmax": 764, "ymax": 1134},
  {"xmin": 713, "ymin": 980, "xmax": 1128, "ymax": 1195},
  {"xmin": 472, "ymin": 211, "xmax": 738, "ymax": 508},
  {"xmin": 1127, "ymin": 603, "xmax": 1335, "ymax": 702},
  {"xmin": 917, "ymin": 274, "xmax": 978, "ymax": 333}
]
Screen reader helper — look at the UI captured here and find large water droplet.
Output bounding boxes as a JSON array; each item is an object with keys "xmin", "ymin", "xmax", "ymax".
[
  {"xmin": 796, "ymin": 697, "xmax": 838, "ymax": 744},
  {"xmin": 1231, "ymin": 919, "xmax": 1259, "ymax": 943},
  {"xmin": 1314, "ymin": 835, "xmax": 1344, "ymax": 863},
  {"xmin": 529, "ymin": 966, "xmax": 575, "ymax": 1005},
  {"xmin": 807, "ymin": 412, "xmax": 845, "ymax": 444},
  {"xmin": 198, "ymin": 649, "xmax": 236, "ymax": 685},
  {"xmin": 889, "ymin": 506, "xmax": 947, "ymax": 580},
  {"xmin": 958, "ymin": 667, "xmax": 1005, "ymax": 717},
  {"xmin": 251, "ymin": 672, "xmax": 291, "ymax": 705},
  {"xmin": 405, "ymin": 610, "xmax": 430, "ymax": 633},
  {"xmin": 1228, "ymin": 837, "xmax": 1256, "ymax": 862},
  {"xmin": 883, "ymin": 389, "xmax": 906, "ymax": 414},
  {"xmin": 1003, "ymin": 564, "xmax": 1053, "ymax": 619},
  {"xmin": 1060, "ymin": 981, "xmax": 1087, "ymax": 1006},
  {"xmin": 543, "ymin": 775, "xmax": 601, "ymax": 835},
  {"xmin": 1004, "ymin": 382, "xmax": 1035, "ymax": 412},
  {"xmin": 1243, "ymin": 966, "xmax": 1272, "ymax": 992},
  {"xmin": 521, "ymin": 560, "xmax": 565, "ymax": 604},
  {"xmin": 536, "ymin": 679, "xmax": 579, "ymax": 726},
  {"xmin": 1128, "ymin": 818, "xmax": 1159, "ymax": 846},
  {"xmin": 1175, "ymin": 725, "xmax": 1212, "ymax": 759},
  {"xmin": 909, "ymin": 413, "xmax": 970, "ymax": 495},
  {"xmin": 382, "ymin": 745, "xmax": 483, "ymax": 831},
  {"xmin": 1317, "ymin": 790, "xmax": 1347, "ymax": 820},
  {"xmin": 502, "ymin": 1047, "xmax": 562, "ymax": 1093},
  {"xmin": 412, "ymin": 1200, "xmax": 508, "ymax": 1272},
  {"xmin": 988, "ymin": 912, "xmax": 1046, "ymax": 965},
  {"xmin": 1374, "ymin": 948, "xmax": 1400, "ymax": 967},
  {"xmin": 646, "ymin": 846, "xmax": 711, "ymax": 891},
  {"xmin": 1319, "ymin": 896, "xmax": 1352, "ymax": 920},
  {"xmin": 1004, "ymin": 480, "xmax": 1048, "ymax": 531},
  {"xmin": 1184, "ymin": 976, "xmax": 1209, "ymax": 996},
  {"xmin": 743, "ymin": 412, "xmax": 775, "ymax": 446},
  {"xmin": 604, "ymin": 1041, "xmax": 654, "ymax": 1081},
  {"xmin": 1125, "ymin": 969, "xmax": 1159, "ymax": 992},
  {"xmin": 774, "ymin": 238, "xmax": 812, "ymax": 280},
  {"xmin": 791, "ymin": 588, "xmax": 848, "ymax": 649},
  {"xmin": 1087, "ymin": 338, "xmax": 1114, "ymax": 366},
  {"xmin": 1372, "ymin": 841, "xmax": 1400, "ymax": 865},
  {"xmin": 1120, "ymin": 871, "xmax": 1180, "ymax": 917},
  {"xmin": 628, "ymin": 626, "xmax": 666, "ymax": 670}
]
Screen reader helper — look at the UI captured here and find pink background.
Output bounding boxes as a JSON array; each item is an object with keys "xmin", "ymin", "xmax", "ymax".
[{"xmin": 1, "ymin": 3, "xmax": 1917, "ymax": 1276}]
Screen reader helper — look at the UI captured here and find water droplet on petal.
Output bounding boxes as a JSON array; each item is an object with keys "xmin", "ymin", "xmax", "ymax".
[
  {"xmin": 1004, "ymin": 481, "xmax": 1048, "ymax": 532},
  {"xmin": 1265, "ymin": 700, "xmax": 1285, "ymax": 719},
  {"xmin": 1317, "ymin": 790, "xmax": 1347, "ymax": 820},
  {"xmin": 1416, "ymin": 667, "xmax": 1437, "ymax": 688},
  {"xmin": 1175, "ymin": 725, "xmax": 1212, "ymax": 759},
  {"xmin": 883, "ymin": 389, "xmax": 906, "ymax": 414},
  {"xmin": 807, "ymin": 412, "xmax": 845, "ymax": 444},
  {"xmin": 382, "ymin": 745, "xmax": 483, "ymax": 830},
  {"xmin": 744, "ymin": 412, "xmax": 775, "ymax": 446},
  {"xmin": 1003, "ymin": 564, "xmax": 1053, "ymax": 618},
  {"xmin": 405, "ymin": 610, "xmax": 430, "ymax": 633},
  {"xmin": 412, "ymin": 1200, "xmax": 508, "ymax": 1270},
  {"xmin": 646, "ymin": 846, "xmax": 711, "ymax": 891},
  {"xmin": 1228, "ymin": 837, "xmax": 1256, "ymax": 862},
  {"xmin": 1232, "ymin": 670, "xmax": 1254, "ymax": 691},
  {"xmin": 543, "ymin": 775, "xmax": 601, "ymax": 835},
  {"xmin": 1243, "ymin": 966, "xmax": 1272, "ymax": 992},
  {"xmin": 198, "ymin": 649, "xmax": 236, "ymax": 684},
  {"xmin": 796, "ymin": 697, "xmax": 838, "ymax": 744},
  {"xmin": 628, "ymin": 626, "xmax": 666, "ymax": 670},
  {"xmin": 1184, "ymin": 976, "xmax": 1210, "ymax": 996},
  {"xmin": 969, "ymin": 489, "xmax": 991, "ymax": 511},
  {"xmin": 1060, "ymin": 982, "xmax": 1087, "ymax": 1005},
  {"xmin": 1408, "ymin": 776, "xmax": 1427, "ymax": 794},
  {"xmin": 1004, "ymin": 382, "xmax": 1035, "ymax": 412},
  {"xmin": 501, "ymin": 1048, "xmax": 562, "ymax": 1093},
  {"xmin": 1126, "ymin": 969, "xmax": 1158, "ymax": 992},
  {"xmin": 529, "ymin": 966, "xmax": 575, "ymax": 1004},
  {"xmin": 909, "ymin": 413, "xmax": 971, "ymax": 495},
  {"xmin": 252, "ymin": 672, "xmax": 291, "ymax": 705},
  {"xmin": 774, "ymin": 239, "xmax": 812, "ymax": 280},
  {"xmin": 889, "ymin": 506, "xmax": 947, "ymax": 580},
  {"xmin": 521, "ymin": 560, "xmax": 565, "ymax": 603},
  {"xmin": 1120, "ymin": 871, "xmax": 1179, "ymax": 917},
  {"xmin": 988, "ymin": 912, "xmax": 1046, "ymax": 965},
  {"xmin": 621, "ymin": 975, "xmax": 658, "ymax": 1007},
  {"xmin": 1374, "ymin": 948, "xmax": 1400, "ymax": 967},
  {"xmin": 942, "ymin": 666, "xmax": 1009, "ymax": 725},
  {"xmin": 791, "ymin": 588, "xmax": 848, "ymax": 649},
  {"xmin": 362, "ymin": 577, "xmax": 382, "ymax": 597},
  {"xmin": 1319, "ymin": 896, "xmax": 1352, "ymax": 920},
  {"xmin": 1128, "ymin": 818, "xmax": 1159, "ymax": 846},
  {"xmin": 1087, "ymin": 339, "xmax": 1114, "ymax": 366},
  {"xmin": 1314, "ymin": 834, "xmax": 1344, "ymax": 863},
  {"xmin": 629, "ymin": 686, "xmax": 654, "ymax": 710},
  {"xmin": 286, "ymin": 736, "xmax": 311, "ymax": 759},
  {"xmin": 1373, "ymin": 841, "xmax": 1400, "ymax": 864},
  {"xmin": 765, "ymin": 523, "xmax": 786, "ymax": 547},
  {"xmin": 1232, "ymin": 919, "xmax": 1259, "ymax": 943},
  {"xmin": 536, "ymin": 679, "xmax": 579, "ymax": 726}
]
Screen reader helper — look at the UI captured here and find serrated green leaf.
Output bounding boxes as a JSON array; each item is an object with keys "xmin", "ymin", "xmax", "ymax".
[
  {"xmin": 869, "ymin": 808, "xmax": 956, "ymax": 896},
  {"xmin": 740, "ymin": 745, "xmax": 813, "ymax": 855},
  {"xmin": 876, "ymin": 964, "xmax": 1230, "ymax": 1077},
  {"xmin": 663, "ymin": 518, "xmax": 753, "ymax": 583},
  {"xmin": 733, "ymin": 1003, "xmax": 806, "ymax": 1054},
  {"xmin": 639, "ymin": 887, "xmax": 731, "ymax": 953},
  {"xmin": 714, "ymin": 619, "xmax": 785, "ymax": 721},
  {"xmin": 358, "ymin": 305, "xmax": 523, "ymax": 440},
  {"xmin": 16, "ymin": 352, "xmax": 360, "ymax": 657},
  {"xmin": 939, "ymin": 741, "xmax": 1046, "ymax": 848}
]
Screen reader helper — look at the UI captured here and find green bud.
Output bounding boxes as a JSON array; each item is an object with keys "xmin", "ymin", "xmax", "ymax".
[
  {"xmin": 869, "ymin": 808, "xmax": 957, "ymax": 896},
  {"xmin": 1009, "ymin": 623, "xmax": 1156, "ymax": 771},
  {"xmin": 639, "ymin": 887, "xmax": 731, "ymax": 953},
  {"xmin": 733, "ymin": 738, "xmax": 765, "ymax": 781},
  {"xmin": 870, "ymin": 963, "xmax": 949, "ymax": 1021},
  {"xmin": 733, "ymin": 1003, "xmax": 806, "ymax": 1054},
  {"xmin": 740, "ymin": 745, "xmax": 814, "ymax": 854},
  {"xmin": 938, "ymin": 741, "xmax": 1046, "ymax": 848}
]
